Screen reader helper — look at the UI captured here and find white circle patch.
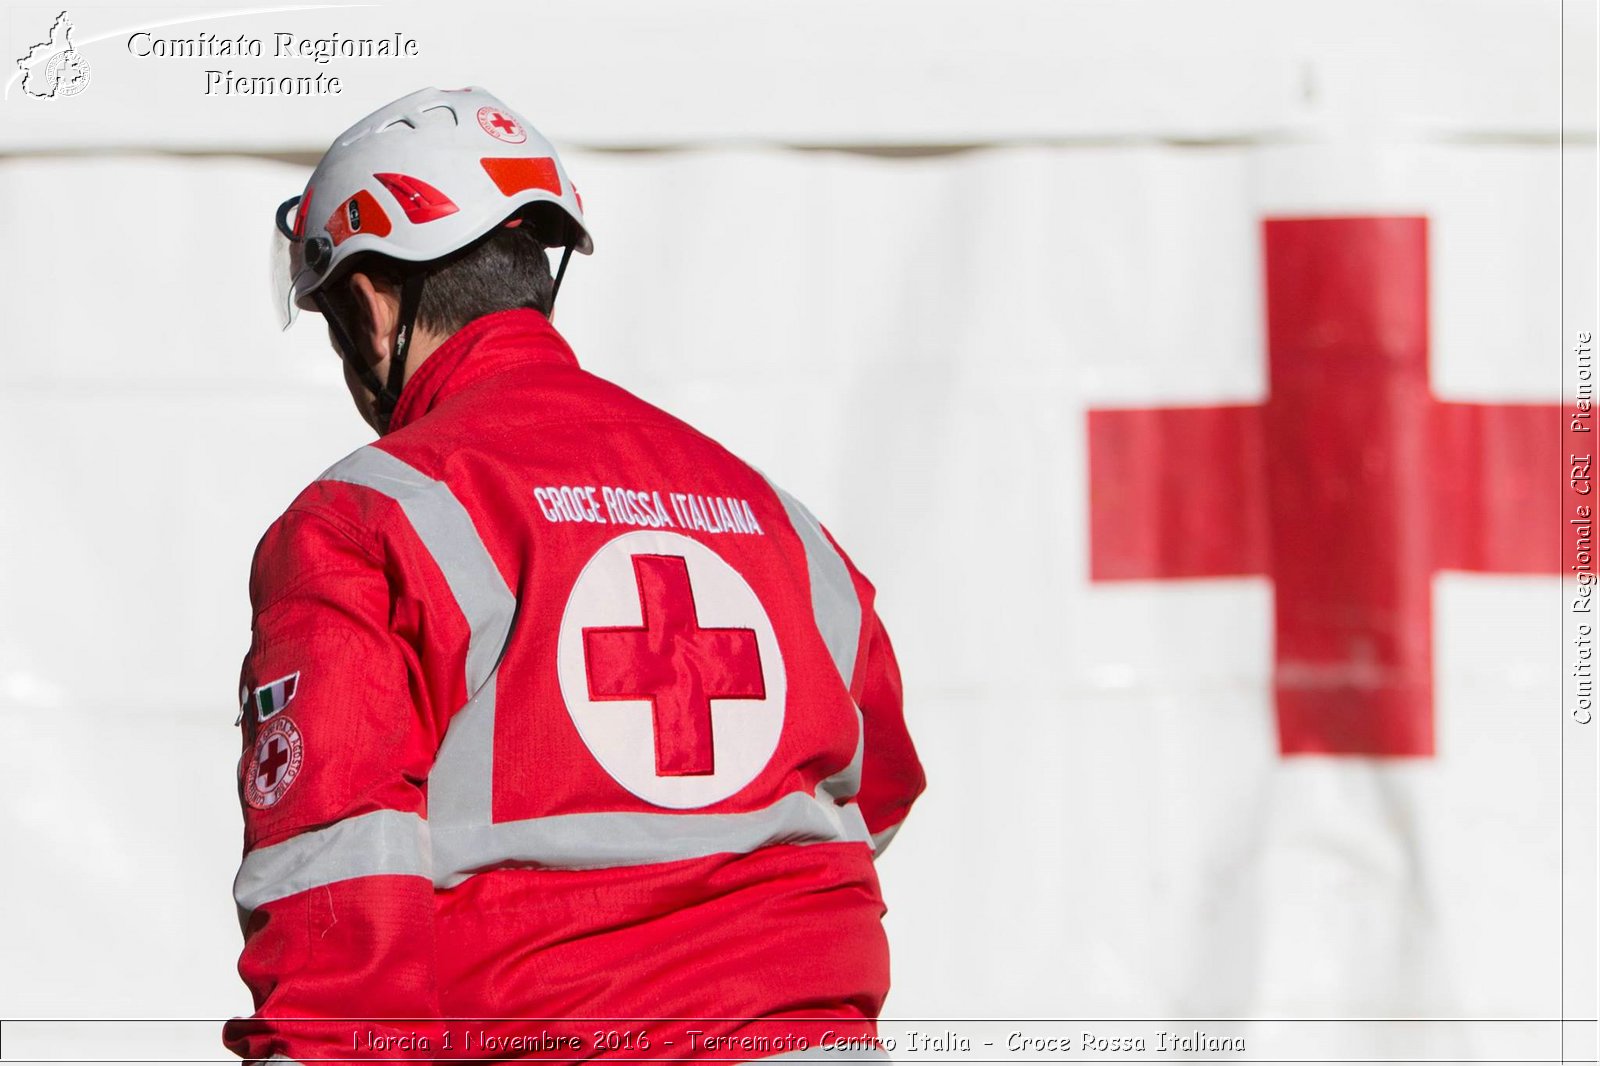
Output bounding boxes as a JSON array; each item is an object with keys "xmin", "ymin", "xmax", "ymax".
[{"xmin": 557, "ymin": 530, "xmax": 785, "ymax": 809}]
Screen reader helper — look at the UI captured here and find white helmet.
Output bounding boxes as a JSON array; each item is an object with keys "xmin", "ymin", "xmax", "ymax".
[{"xmin": 272, "ymin": 85, "xmax": 592, "ymax": 328}]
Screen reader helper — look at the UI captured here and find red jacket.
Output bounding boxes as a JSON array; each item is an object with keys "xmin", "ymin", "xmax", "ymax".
[{"xmin": 224, "ymin": 309, "xmax": 925, "ymax": 1064}]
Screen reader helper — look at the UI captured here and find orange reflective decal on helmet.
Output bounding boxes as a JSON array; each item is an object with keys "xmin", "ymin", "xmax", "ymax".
[
  {"xmin": 374, "ymin": 172, "xmax": 460, "ymax": 224},
  {"xmin": 479, "ymin": 156, "xmax": 562, "ymax": 198},
  {"xmin": 326, "ymin": 189, "xmax": 393, "ymax": 246},
  {"xmin": 292, "ymin": 186, "xmax": 314, "ymax": 239}
]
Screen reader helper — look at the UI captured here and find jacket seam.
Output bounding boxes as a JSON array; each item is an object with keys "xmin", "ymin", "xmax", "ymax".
[
  {"xmin": 286, "ymin": 501, "xmax": 385, "ymax": 562},
  {"xmin": 252, "ymin": 505, "xmax": 386, "ymax": 615}
]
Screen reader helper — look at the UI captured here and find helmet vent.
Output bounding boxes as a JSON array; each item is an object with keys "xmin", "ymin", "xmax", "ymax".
[
  {"xmin": 420, "ymin": 103, "xmax": 459, "ymax": 126},
  {"xmin": 374, "ymin": 173, "xmax": 460, "ymax": 224},
  {"xmin": 380, "ymin": 117, "xmax": 417, "ymax": 132}
]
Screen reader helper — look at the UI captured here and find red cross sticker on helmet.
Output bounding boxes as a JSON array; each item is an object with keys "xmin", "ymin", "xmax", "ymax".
[{"xmin": 476, "ymin": 106, "xmax": 526, "ymax": 143}]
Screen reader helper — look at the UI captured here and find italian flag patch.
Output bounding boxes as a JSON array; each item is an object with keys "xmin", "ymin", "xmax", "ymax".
[{"xmin": 250, "ymin": 672, "xmax": 300, "ymax": 721}]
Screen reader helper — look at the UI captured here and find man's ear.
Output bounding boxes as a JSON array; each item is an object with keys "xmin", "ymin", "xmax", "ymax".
[{"xmin": 346, "ymin": 271, "xmax": 399, "ymax": 364}]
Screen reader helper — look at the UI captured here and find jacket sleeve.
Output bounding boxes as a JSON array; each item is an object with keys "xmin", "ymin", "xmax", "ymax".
[
  {"xmin": 850, "ymin": 603, "xmax": 925, "ymax": 858},
  {"xmin": 223, "ymin": 507, "xmax": 441, "ymax": 1064}
]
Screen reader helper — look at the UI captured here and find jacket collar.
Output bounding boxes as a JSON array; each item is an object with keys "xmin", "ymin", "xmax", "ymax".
[{"xmin": 388, "ymin": 308, "xmax": 579, "ymax": 433}]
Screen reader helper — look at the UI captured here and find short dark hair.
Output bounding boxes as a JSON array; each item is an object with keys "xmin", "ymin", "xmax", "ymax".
[{"xmin": 324, "ymin": 218, "xmax": 555, "ymax": 339}]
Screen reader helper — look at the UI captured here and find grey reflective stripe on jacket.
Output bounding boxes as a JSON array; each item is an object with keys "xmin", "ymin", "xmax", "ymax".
[
  {"xmin": 320, "ymin": 446, "xmax": 515, "ymax": 832},
  {"xmin": 763, "ymin": 480, "xmax": 863, "ymax": 689},
  {"xmin": 234, "ymin": 809, "xmax": 430, "ymax": 913}
]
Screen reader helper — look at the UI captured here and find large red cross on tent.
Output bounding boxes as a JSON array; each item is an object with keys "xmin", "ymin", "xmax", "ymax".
[{"xmin": 1088, "ymin": 216, "xmax": 1560, "ymax": 757}]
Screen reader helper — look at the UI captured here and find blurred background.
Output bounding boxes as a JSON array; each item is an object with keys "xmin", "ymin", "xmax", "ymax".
[{"xmin": 0, "ymin": 0, "xmax": 1595, "ymax": 1061}]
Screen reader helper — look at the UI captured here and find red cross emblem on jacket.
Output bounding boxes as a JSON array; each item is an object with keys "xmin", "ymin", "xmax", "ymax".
[{"xmin": 583, "ymin": 552, "xmax": 766, "ymax": 776}]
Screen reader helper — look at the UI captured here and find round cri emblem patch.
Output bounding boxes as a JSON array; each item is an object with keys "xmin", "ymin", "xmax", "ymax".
[
  {"xmin": 557, "ymin": 530, "xmax": 786, "ymax": 809},
  {"xmin": 245, "ymin": 716, "xmax": 304, "ymax": 810},
  {"xmin": 476, "ymin": 106, "xmax": 527, "ymax": 144}
]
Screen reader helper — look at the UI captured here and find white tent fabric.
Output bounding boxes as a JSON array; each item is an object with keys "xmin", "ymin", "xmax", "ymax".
[
  {"xmin": 0, "ymin": 137, "xmax": 1584, "ymax": 1037},
  {"xmin": 0, "ymin": 0, "xmax": 1593, "ymax": 1060}
]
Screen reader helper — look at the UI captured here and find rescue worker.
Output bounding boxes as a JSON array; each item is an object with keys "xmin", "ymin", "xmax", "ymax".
[{"xmin": 227, "ymin": 87, "xmax": 925, "ymax": 1063}]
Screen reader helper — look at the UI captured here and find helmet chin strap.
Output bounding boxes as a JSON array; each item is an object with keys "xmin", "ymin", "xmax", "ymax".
[
  {"xmin": 376, "ymin": 272, "xmax": 427, "ymax": 433},
  {"xmin": 313, "ymin": 238, "xmax": 563, "ymax": 433},
  {"xmin": 551, "ymin": 245, "xmax": 573, "ymax": 310},
  {"xmin": 313, "ymin": 272, "xmax": 427, "ymax": 435}
]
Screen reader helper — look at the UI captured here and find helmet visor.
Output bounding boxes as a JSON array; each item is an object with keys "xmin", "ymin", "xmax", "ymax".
[
  {"xmin": 270, "ymin": 194, "xmax": 305, "ymax": 330},
  {"xmin": 270, "ymin": 223, "xmax": 300, "ymax": 329}
]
